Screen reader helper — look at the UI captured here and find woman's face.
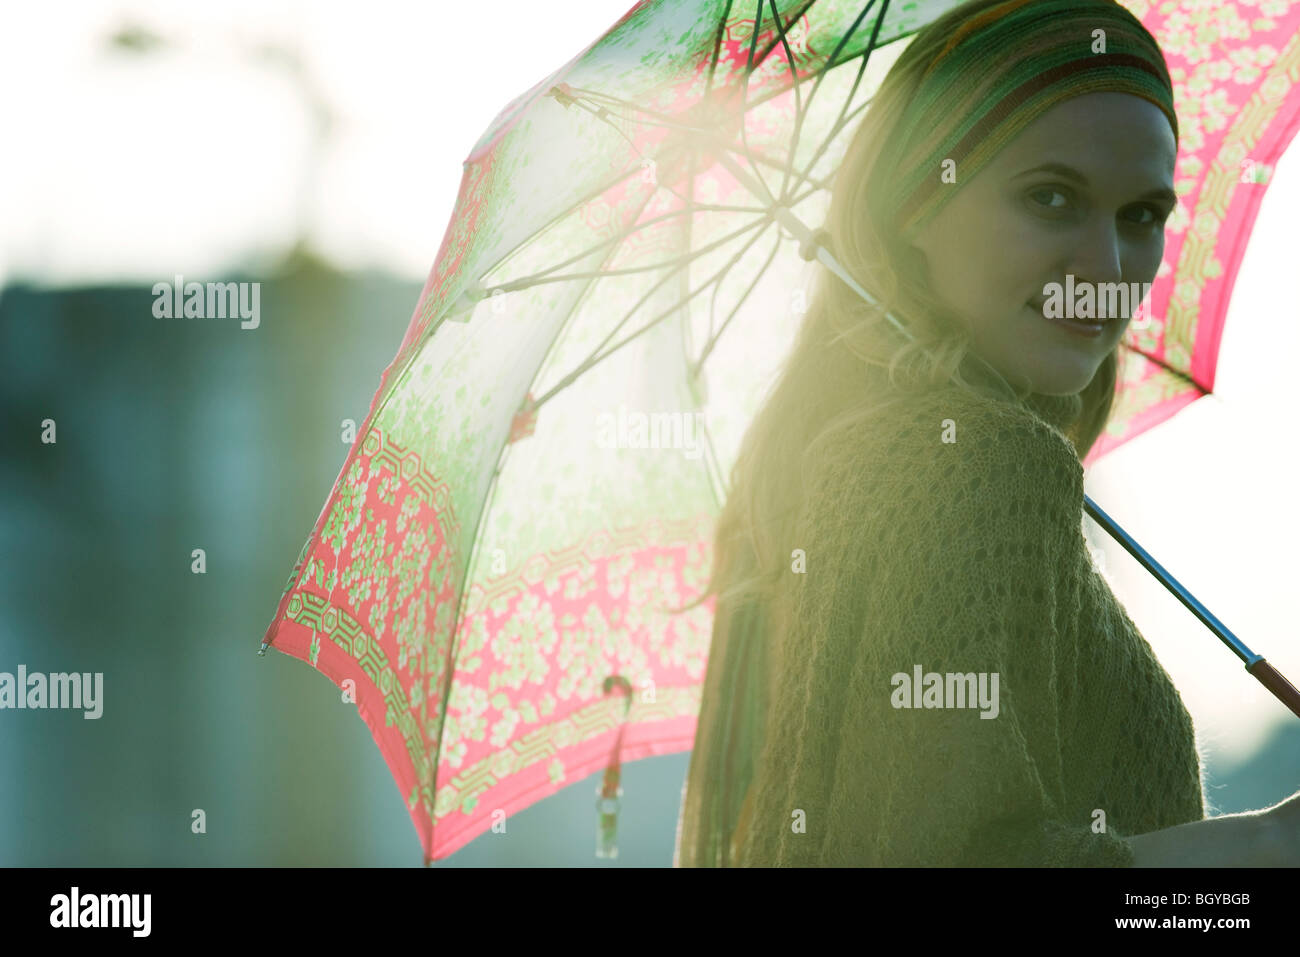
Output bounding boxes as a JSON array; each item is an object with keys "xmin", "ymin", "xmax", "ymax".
[{"xmin": 908, "ymin": 92, "xmax": 1177, "ymax": 395}]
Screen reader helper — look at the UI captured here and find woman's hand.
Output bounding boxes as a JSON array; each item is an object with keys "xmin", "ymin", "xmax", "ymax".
[
  {"xmin": 1255, "ymin": 788, "xmax": 1300, "ymax": 866},
  {"xmin": 1129, "ymin": 793, "xmax": 1300, "ymax": 867}
]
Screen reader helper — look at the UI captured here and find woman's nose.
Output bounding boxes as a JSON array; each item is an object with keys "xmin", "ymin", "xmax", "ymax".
[{"xmin": 1066, "ymin": 217, "xmax": 1124, "ymax": 287}]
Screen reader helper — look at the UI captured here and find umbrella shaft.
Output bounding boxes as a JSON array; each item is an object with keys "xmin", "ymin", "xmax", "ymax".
[
  {"xmin": 1083, "ymin": 494, "xmax": 1257, "ymax": 664},
  {"xmin": 1082, "ymin": 495, "xmax": 1300, "ymax": 720}
]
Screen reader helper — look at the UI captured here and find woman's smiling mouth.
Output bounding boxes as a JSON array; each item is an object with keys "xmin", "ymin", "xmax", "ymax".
[{"xmin": 1025, "ymin": 295, "xmax": 1112, "ymax": 338}]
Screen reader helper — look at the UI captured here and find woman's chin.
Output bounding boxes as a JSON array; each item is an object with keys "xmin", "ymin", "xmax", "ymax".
[
  {"xmin": 1021, "ymin": 362, "xmax": 1099, "ymax": 396},
  {"xmin": 978, "ymin": 345, "xmax": 1098, "ymax": 395}
]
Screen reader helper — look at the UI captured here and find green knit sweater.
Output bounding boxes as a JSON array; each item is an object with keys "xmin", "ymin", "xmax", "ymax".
[{"xmin": 675, "ymin": 372, "xmax": 1206, "ymax": 867}]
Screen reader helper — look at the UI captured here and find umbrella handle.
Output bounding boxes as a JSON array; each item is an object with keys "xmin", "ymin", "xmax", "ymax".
[{"xmin": 1246, "ymin": 659, "xmax": 1300, "ymax": 721}]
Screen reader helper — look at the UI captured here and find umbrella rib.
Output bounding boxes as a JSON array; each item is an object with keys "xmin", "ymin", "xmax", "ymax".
[
  {"xmin": 735, "ymin": 0, "xmax": 777, "ymax": 206},
  {"xmin": 548, "ymin": 219, "xmax": 769, "ymax": 403},
  {"xmin": 780, "ymin": 2, "xmax": 977, "ymax": 201},
  {"xmin": 562, "ymin": 83, "xmax": 837, "ymax": 195},
  {"xmin": 530, "ymin": 218, "xmax": 774, "ymax": 412},
  {"xmin": 494, "ymin": 202, "xmax": 768, "ymax": 287},
  {"xmin": 559, "ymin": 95, "xmax": 709, "ymax": 210},
  {"xmin": 418, "ymin": 149, "xmax": 754, "ymax": 342},
  {"xmin": 726, "ymin": 40, "xmax": 886, "ymax": 116},
  {"xmin": 767, "ymin": 0, "xmax": 810, "ymax": 200},
  {"xmin": 551, "ymin": 83, "xmax": 837, "ymax": 200},
  {"xmin": 783, "ymin": 0, "xmax": 888, "ymax": 204},
  {"xmin": 694, "ymin": 228, "xmax": 784, "ymax": 378},
  {"xmin": 724, "ymin": 140, "xmax": 834, "ymax": 194},
  {"xmin": 560, "ymin": 83, "xmax": 836, "ymax": 154},
  {"xmin": 785, "ymin": 94, "xmax": 874, "ymax": 198},
  {"xmin": 489, "ymin": 216, "xmax": 769, "ymax": 292},
  {"xmin": 569, "ymin": 51, "xmax": 869, "ymax": 134},
  {"xmin": 1119, "ymin": 339, "xmax": 1212, "ymax": 395},
  {"xmin": 711, "ymin": 0, "xmax": 889, "ymax": 126},
  {"xmin": 705, "ymin": 0, "xmax": 737, "ymax": 98},
  {"xmin": 753, "ymin": 0, "xmax": 821, "ymax": 78},
  {"xmin": 808, "ymin": 0, "xmax": 882, "ymax": 100},
  {"xmin": 559, "ymin": 87, "xmax": 736, "ymax": 135}
]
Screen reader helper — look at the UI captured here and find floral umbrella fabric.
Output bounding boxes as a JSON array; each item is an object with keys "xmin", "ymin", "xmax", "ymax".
[{"xmin": 260, "ymin": 0, "xmax": 1300, "ymax": 864}]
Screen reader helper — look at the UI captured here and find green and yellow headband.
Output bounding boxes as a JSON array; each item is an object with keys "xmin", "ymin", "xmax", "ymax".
[{"xmin": 878, "ymin": 0, "xmax": 1179, "ymax": 240}]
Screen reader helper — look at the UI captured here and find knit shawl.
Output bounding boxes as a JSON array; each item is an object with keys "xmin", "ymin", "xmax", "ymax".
[{"xmin": 674, "ymin": 371, "xmax": 1205, "ymax": 867}]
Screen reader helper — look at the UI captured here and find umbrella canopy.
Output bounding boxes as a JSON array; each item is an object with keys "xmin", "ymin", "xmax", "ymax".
[{"xmin": 260, "ymin": 0, "xmax": 1300, "ymax": 864}]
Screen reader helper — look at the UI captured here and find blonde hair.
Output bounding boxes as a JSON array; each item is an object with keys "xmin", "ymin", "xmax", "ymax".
[{"xmin": 672, "ymin": 0, "xmax": 1124, "ymax": 620}]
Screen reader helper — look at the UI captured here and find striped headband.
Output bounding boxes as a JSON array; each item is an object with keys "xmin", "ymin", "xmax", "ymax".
[{"xmin": 879, "ymin": 0, "xmax": 1179, "ymax": 240}]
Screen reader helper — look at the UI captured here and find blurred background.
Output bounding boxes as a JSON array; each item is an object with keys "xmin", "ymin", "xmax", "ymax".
[{"xmin": 1, "ymin": 0, "xmax": 1297, "ymax": 866}]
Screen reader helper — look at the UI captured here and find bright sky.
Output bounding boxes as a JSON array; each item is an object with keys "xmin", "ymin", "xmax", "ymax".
[
  {"xmin": 5, "ymin": 0, "xmax": 1296, "ymax": 771},
  {"xmin": 0, "ymin": 0, "xmax": 631, "ymax": 284}
]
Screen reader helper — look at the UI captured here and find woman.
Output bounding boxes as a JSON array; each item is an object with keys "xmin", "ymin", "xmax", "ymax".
[{"xmin": 673, "ymin": 0, "xmax": 1297, "ymax": 867}]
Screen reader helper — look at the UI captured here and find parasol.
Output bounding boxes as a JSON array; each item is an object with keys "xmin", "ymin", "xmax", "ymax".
[{"xmin": 259, "ymin": 0, "xmax": 1300, "ymax": 863}]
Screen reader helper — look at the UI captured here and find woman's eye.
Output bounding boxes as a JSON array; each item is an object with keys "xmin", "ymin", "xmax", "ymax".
[
  {"xmin": 1122, "ymin": 205, "xmax": 1163, "ymax": 227},
  {"xmin": 1024, "ymin": 189, "xmax": 1168, "ymax": 230},
  {"xmin": 1027, "ymin": 187, "xmax": 1070, "ymax": 212}
]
